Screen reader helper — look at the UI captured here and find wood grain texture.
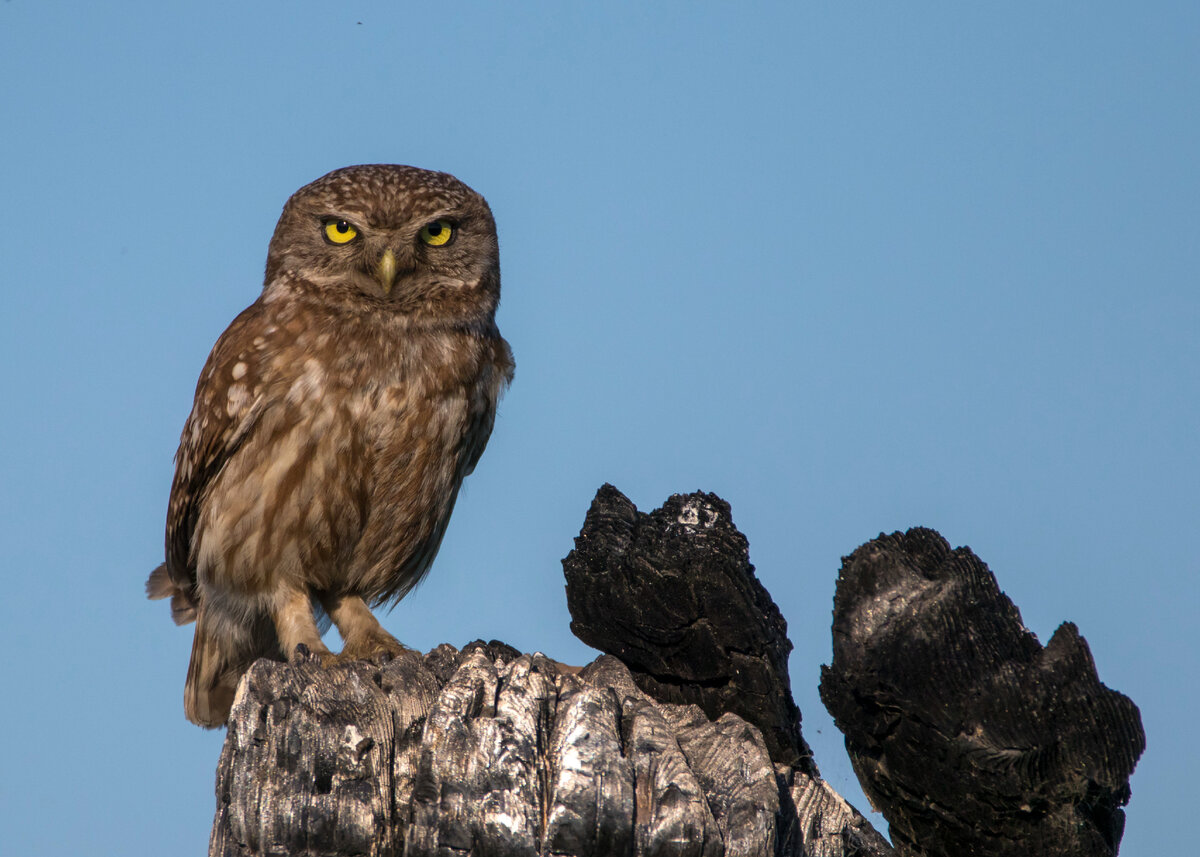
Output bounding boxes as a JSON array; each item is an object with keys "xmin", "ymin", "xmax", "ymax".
[
  {"xmin": 819, "ymin": 527, "xmax": 1145, "ymax": 857},
  {"xmin": 562, "ymin": 484, "xmax": 813, "ymax": 774},
  {"xmin": 210, "ymin": 644, "xmax": 887, "ymax": 856}
]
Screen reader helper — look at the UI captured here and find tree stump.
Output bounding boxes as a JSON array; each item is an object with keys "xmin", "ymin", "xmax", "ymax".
[
  {"xmin": 206, "ymin": 487, "xmax": 1142, "ymax": 856},
  {"xmin": 210, "ymin": 645, "xmax": 886, "ymax": 857}
]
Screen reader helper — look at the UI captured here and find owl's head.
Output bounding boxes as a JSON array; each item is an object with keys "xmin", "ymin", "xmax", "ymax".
[{"xmin": 264, "ymin": 164, "xmax": 500, "ymax": 324}]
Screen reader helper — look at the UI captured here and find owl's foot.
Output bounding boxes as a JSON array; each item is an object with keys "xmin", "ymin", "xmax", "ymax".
[
  {"xmin": 338, "ymin": 629, "xmax": 411, "ymax": 664},
  {"xmin": 290, "ymin": 639, "xmax": 406, "ymax": 668},
  {"xmin": 320, "ymin": 593, "xmax": 412, "ymax": 664},
  {"xmin": 274, "ymin": 589, "xmax": 334, "ymax": 665},
  {"xmin": 290, "ymin": 642, "xmax": 337, "ymax": 667}
]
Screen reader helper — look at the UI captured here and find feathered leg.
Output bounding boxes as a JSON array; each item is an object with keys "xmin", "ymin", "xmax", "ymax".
[
  {"xmin": 271, "ymin": 586, "xmax": 333, "ymax": 662},
  {"xmin": 320, "ymin": 593, "xmax": 409, "ymax": 661}
]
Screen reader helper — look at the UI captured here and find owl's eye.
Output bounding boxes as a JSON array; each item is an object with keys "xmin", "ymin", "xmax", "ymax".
[
  {"xmin": 418, "ymin": 219, "xmax": 455, "ymax": 247},
  {"xmin": 323, "ymin": 219, "xmax": 358, "ymax": 245}
]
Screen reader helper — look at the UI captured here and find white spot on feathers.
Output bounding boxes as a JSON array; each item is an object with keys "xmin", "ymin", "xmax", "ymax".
[
  {"xmin": 286, "ymin": 359, "xmax": 326, "ymax": 404},
  {"xmin": 227, "ymin": 383, "xmax": 251, "ymax": 417}
]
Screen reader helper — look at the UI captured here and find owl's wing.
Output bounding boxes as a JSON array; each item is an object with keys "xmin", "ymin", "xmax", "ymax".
[
  {"xmin": 460, "ymin": 337, "xmax": 515, "ymax": 476},
  {"xmin": 163, "ymin": 302, "xmax": 270, "ymax": 590}
]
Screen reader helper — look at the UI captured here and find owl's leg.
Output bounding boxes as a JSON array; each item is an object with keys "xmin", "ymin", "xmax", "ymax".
[
  {"xmin": 272, "ymin": 586, "xmax": 333, "ymax": 663},
  {"xmin": 321, "ymin": 594, "xmax": 410, "ymax": 662}
]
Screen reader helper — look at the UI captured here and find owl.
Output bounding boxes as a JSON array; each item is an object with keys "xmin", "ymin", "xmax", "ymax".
[{"xmin": 147, "ymin": 165, "xmax": 513, "ymax": 727}]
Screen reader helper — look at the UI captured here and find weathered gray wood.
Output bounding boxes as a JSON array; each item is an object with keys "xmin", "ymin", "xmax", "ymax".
[
  {"xmin": 663, "ymin": 707, "xmax": 779, "ymax": 857},
  {"xmin": 585, "ymin": 657, "xmax": 722, "ymax": 856},
  {"xmin": 210, "ymin": 649, "xmax": 432, "ymax": 857},
  {"xmin": 544, "ymin": 674, "xmax": 634, "ymax": 855},
  {"xmin": 780, "ymin": 770, "xmax": 896, "ymax": 857},
  {"xmin": 210, "ymin": 646, "xmax": 889, "ymax": 857}
]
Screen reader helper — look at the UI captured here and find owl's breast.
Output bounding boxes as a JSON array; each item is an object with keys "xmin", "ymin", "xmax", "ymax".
[
  {"xmin": 193, "ymin": 321, "xmax": 504, "ymax": 605},
  {"xmin": 336, "ymin": 330, "xmax": 505, "ymax": 601},
  {"xmin": 191, "ymin": 362, "xmax": 370, "ymax": 600}
]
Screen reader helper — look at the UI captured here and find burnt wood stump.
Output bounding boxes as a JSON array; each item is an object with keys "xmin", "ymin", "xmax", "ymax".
[
  {"xmin": 209, "ymin": 645, "xmax": 887, "ymax": 856},
  {"xmin": 819, "ymin": 527, "xmax": 1145, "ymax": 857},
  {"xmin": 206, "ymin": 487, "xmax": 1143, "ymax": 856},
  {"xmin": 563, "ymin": 484, "xmax": 813, "ymax": 775}
]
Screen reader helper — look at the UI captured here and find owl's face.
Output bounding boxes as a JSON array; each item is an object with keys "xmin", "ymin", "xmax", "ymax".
[{"xmin": 264, "ymin": 164, "xmax": 500, "ymax": 323}]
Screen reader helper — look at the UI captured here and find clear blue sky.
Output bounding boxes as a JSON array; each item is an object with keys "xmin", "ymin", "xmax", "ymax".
[{"xmin": 1, "ymin": 3, "xmax": 1195, "ymax": 853}]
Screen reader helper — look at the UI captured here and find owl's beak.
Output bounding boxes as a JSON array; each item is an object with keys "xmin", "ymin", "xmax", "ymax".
[{"xmin": 376, "ymin": 250, "xmax": 398, "ymax": 296}]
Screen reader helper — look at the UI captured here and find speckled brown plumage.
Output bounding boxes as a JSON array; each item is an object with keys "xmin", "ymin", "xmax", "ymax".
[{"xmin": 147, "ymin": 165, "xmax": 513, "ymax": 727}]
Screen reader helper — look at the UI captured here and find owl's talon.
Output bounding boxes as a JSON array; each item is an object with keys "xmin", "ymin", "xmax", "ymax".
[
  {"xmin": 339, "ymin": 634, "xmax": 410, "ymax": 664},
  {"xmin": 291, "ymin": 643, "xmax": 339, "ymax": 666}
]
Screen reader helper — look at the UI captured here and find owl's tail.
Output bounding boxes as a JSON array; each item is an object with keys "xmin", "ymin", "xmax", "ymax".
[
  {"xmin": 145, "ymin": 563, "xmax": 199, "ymax": 625},
  {"xmin": 184, "ymin": 605, "xmax": 280, "ymax": 728}
]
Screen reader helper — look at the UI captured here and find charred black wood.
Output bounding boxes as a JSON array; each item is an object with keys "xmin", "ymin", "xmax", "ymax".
[
  {"xmin": 562, "ymin": 484, "xmax": 813, "ymax": 775},
  {"xmin": 819, "ymin": 527, "xmax": 1145, "ymax": 857}
]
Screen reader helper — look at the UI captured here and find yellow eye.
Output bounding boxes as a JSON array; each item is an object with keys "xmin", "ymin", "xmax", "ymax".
[
  {"xmin": 323, "ymin": 219, "xmax": 358, "ymax": 245},
  {"xmin": 418, "ymin": 219, "xmax": 455, "ymax": 247}
]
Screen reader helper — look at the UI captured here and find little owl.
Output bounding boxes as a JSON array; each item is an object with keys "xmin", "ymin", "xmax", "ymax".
[{"xmin": 147, "ymin": 165, "xmax": 513, "ymax": 727}]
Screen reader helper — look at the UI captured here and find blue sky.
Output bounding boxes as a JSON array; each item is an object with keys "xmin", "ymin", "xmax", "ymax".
[{"xmin": 1, "ymin": 3, "xmax": 1196, "ymax": 853}]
